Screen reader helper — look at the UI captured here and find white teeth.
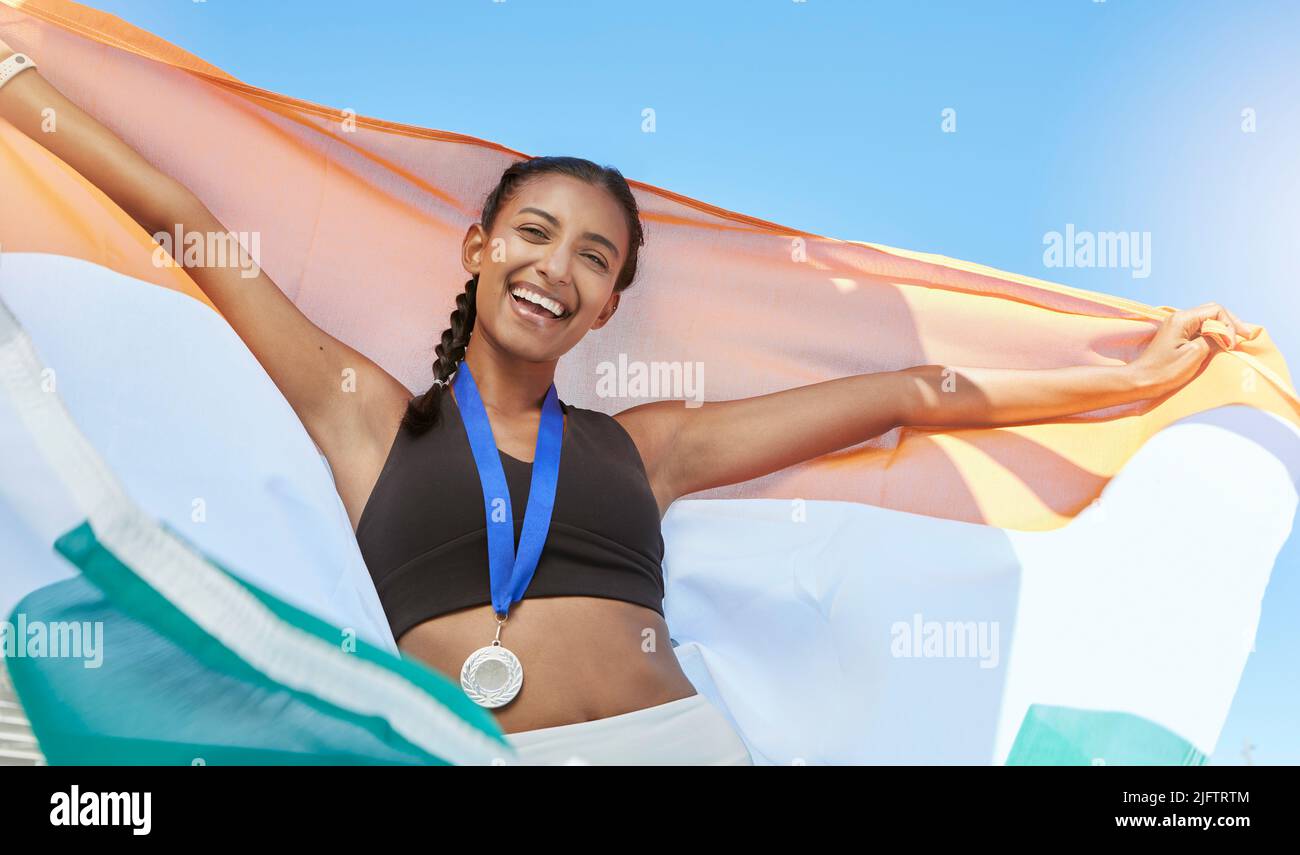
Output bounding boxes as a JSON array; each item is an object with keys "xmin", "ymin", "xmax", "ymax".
[{"xmin": 510, "ymin": 285, "xmax": 566, "ymax": 318}]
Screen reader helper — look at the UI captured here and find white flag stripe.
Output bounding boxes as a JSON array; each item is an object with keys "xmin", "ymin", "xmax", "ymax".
[{"xmin": 0, "ymin": 253, "xmax": 509, "ymax": 765}]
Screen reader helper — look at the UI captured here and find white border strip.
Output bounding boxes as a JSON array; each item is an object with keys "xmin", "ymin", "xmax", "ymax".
[{"xmin": 0, "ymin": 292, "xmax": 513, "ymax": 766}]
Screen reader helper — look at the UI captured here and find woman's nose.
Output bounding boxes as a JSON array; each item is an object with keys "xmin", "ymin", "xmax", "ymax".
[{"xmin": 538, "ymin": 245, "xmax": 576, "ymax": 285}]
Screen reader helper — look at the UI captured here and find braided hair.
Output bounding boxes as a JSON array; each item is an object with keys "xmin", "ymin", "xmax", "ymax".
[{"xmin": 400, "ymin": 156, "xmax": 646, "ymax": 436}]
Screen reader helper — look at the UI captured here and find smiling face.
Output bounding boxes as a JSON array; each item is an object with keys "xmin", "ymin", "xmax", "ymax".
[{"xmin": 462, "ymin": 173, "xmax": 632, "ymax": 363}]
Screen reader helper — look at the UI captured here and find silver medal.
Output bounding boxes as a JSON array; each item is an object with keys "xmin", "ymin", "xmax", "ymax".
[{"xmin": 460, "ymin": 616, "xmax": 523, "ymax": 708}]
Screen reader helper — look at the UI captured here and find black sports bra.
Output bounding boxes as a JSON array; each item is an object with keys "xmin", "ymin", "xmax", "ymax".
[{"xmin": 355, "ymin": 388, "xmax": 666, "ymax": 642}]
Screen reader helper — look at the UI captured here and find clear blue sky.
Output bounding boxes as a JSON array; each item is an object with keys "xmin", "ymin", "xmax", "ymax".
[{"xmin": 84, "ymin": 0, "xmax": 1298, "ymax": 764}]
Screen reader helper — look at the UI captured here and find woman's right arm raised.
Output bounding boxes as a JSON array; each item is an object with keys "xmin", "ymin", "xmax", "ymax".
[{"xmin": 0, "ymin": 42, "xmax": 411, "ymax": 530}]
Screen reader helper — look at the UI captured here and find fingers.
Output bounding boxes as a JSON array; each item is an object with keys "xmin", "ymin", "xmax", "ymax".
[
  {"xmin": 1222, "ymin": 305, "xmax": 1258, "ymax": 337},
  {"xmin": 1173, "ymin": 305, "xmax": 1215, "ymax": 340},
  {"xmin": 1177, "ymin": 302, "xmax": 1252, "ymax": 349},
  {"xmin": 1206, "ymin": 304, "xmax": 1237, "ymax": 348}
]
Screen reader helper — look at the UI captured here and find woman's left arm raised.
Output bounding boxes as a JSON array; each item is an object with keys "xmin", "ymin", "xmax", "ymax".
[{"xmin": 615, "ymin": 302, "xmax": 1255, "ymax": 515}]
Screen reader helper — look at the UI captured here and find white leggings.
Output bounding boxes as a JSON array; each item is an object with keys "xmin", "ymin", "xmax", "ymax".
[{"xmin": 503, "ymin": 693, "xmax": 754, "ymax": 766}]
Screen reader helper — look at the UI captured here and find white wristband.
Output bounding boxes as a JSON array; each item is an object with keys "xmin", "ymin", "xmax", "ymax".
[{"xmin": 0, "ymin": 53, "xmax": 37, "ymax": 91}]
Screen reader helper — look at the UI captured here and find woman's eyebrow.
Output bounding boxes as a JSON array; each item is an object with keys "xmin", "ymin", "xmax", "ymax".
[{"xmin": 517, "ymin": 206, "xmax": 621, "ymax": 260}]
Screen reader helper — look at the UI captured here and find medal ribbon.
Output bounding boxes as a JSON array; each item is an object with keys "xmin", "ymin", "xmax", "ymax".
[{"xmin": 452, "ymin": 361, "xmax": 564, "ymax": 618}]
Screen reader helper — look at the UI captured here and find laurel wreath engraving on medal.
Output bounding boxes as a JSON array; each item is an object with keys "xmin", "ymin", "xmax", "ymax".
[{"xmin": 460, "ymin": 644, "xmax": 524, "ymax": 708}]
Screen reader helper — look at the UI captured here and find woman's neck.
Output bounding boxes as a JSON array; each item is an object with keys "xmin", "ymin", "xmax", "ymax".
[{"xmin": 461, "ymin": 337, "xmax": 557, "ymax": 417}]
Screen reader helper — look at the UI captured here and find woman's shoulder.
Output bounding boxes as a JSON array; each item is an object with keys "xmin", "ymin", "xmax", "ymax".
[
  {"xmin": 561, "ymin": 399, "xmax": 609, "ymax": 429},
  {"xmin": 563, "ymin": 400, "xmax": 657, "ymax": 471},
  {"xmin": 561, "ymin": 399, "xmax": 622, "ymax": 425}
]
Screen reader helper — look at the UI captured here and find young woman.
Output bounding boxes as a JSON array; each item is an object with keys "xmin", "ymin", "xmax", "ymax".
[{"xmin": 0, "ymin": 41, "xmax": 1253, "ymax": 765}]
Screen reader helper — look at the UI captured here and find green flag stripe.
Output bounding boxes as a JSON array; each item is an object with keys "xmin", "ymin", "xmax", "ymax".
[
  {"xmin": 0, "ymin": 292, "xmax": 512, "ymax": 765},
  {"xmin": 1007, "ymin": 703, "xmax": 1207, "ymax": 766}
]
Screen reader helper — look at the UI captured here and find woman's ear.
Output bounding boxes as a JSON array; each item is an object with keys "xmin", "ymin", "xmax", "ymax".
[
  {"xmin": 461, "ymin": 223, "xmax": 487, "ymax": 277},
  {"xmin": 590, "ymin": 291, "xmax": 620, "ymax": 330}
]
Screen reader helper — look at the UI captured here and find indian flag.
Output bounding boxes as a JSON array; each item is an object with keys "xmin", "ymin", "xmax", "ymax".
[{"xmin": 1, "ymin": 0, "xmax": 1297, "ymax": 765}]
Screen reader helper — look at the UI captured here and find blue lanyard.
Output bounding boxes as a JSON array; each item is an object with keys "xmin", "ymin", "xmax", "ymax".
[{"xmin": 452, "ymin": 362, "xmax": 564, "ymax": 618}]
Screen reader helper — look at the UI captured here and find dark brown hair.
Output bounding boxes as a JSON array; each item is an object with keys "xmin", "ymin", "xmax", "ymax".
[{"xmin": 400, "ymin": 156, "xmax": 646, "ymax": 436}]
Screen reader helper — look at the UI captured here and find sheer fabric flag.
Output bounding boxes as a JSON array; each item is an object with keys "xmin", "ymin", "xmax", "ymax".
[
  {"xmin": 1, "ymin": 0, "xmax": 1297, "ymax": 764},
  {"xmin": 1, "ymin": 0, "xmax": 1294, "ymax": 533}
]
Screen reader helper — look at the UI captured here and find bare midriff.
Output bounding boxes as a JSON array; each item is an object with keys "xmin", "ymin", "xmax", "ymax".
[{"xmin": 397, "ymin": 595, "xmax": 698, "ymax": 734}]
